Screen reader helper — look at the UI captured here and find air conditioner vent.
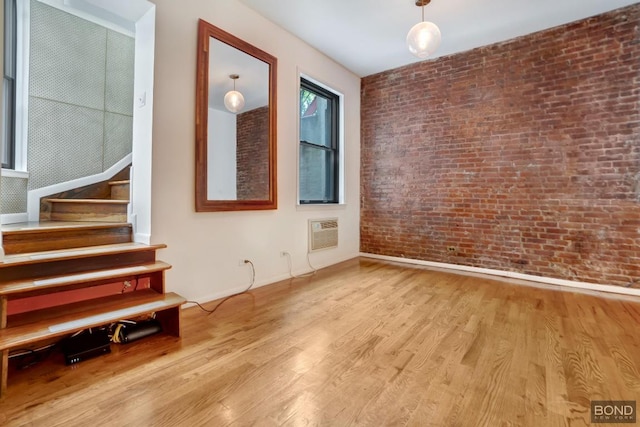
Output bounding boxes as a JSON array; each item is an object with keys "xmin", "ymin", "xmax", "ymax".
[{"xmin": 309, "ymin": 218, "xmax": 338, "ymax": 252}]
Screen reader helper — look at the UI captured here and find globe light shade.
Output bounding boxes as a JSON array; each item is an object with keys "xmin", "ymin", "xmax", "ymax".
[
  {"xmin": 406, "ymin": 21, "xmax": 441, "ymax": 59},
  {"xmin": 224, "ymin": 90, "xmax": 245, "ymax": 113}
]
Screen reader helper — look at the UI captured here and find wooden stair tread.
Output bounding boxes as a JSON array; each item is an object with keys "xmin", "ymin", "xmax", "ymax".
[
  {"xmin": 0, "ymin": 261, "xmax": 171, "ymax": 296},
  {"xmin": 0, "ymin": 290, "xmax": 185, "ymax": 351},
  {"xmin": 45, "ymin": 200, "xmax": 128, "ymax": 223},
  {"xmin": 0, "ymin": 243, "xmax": 166, "ymax": 268},
  {"xmin": 108, "ymin": 180, "xmax": 130, "ymax": 185},
  {"xmin": 1, "ymin": 222, "xmax": 132, "ymax": 255},
  {"xmin": 45, "ymin": 199, "xmax": 129, "ymax": 204},
  {"xmin": 1, "ymin": 221, "xmax": 131, "ymax": 234}
]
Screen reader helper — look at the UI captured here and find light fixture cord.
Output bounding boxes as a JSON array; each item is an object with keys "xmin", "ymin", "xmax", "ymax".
[{"xmin": 421, "ymin": 2, "xmax": 424, "ymax": 22}]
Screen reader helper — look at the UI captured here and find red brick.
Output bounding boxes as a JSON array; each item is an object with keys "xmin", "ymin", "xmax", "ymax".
[
  {"xmin": 237, "ymin": 106, "xmax": 269, "ymax": 199},
  {"xmin": 360, "ymin": 4, "xmax": 640, "ymax": 287}
]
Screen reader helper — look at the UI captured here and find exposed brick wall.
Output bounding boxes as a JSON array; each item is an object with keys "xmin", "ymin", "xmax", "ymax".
[
  {"xmin": 237, "ymin": 106, "xmax": 269, "ymax": 199},
  {"xmin": 360, "ymin": 4, "xmax": 640, "ymax": 287}
]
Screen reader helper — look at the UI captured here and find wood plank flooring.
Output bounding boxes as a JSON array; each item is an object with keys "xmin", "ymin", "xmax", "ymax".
[{"xmin": 0, "ymin": 257, "xmax": 639, "ymax": 426}]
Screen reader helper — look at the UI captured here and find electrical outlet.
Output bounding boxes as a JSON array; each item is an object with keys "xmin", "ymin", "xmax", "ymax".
[{"xmin": 447, "ymin": 246, "xmax": 457, "ymax": 253}]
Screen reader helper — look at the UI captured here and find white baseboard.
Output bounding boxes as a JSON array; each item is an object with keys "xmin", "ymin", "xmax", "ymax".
[
  {"xmin": 180, "ymin": 252, "xmax": 359, "ymax": 308},
  {"xmin": 179, "ymin": 273, "xmax": 290, "ymax": 309},
  {"xmin": 134, "ymin": 232, "xmax": 151, "ymax": 245},
  {"xmin": 1, "ymin": 212, "xmax": 29, "ymax": 225},
  {"xmin": 360, "ymin": 252, "xmax": 640, "ymax": 299}
]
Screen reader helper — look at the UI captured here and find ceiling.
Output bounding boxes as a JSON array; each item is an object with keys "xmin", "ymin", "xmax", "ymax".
[
  {"xmin": 70, "ymin": 0, "xmax": 152, "ymax": 22},
  {"xmin": 39, "ymin": 0, "xmax": 154, "ymax": 33},
  {"xmin": 208, "ymin": 38, "xmax": 270, "ymax": 112},
  {"xmin": 239, "ymin": 0, "xmax": 639, "ymax": 77}
]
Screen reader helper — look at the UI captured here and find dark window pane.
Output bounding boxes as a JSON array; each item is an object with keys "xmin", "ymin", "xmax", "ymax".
[
  {"xmin": 300, "ymin": 89, "xmax": 315, "ymax": 117},
  {"xmin": 299, "ymin": 78, "xmax": 339, "ymax": 204},
  {"xmin": 4, "ymin": 1, "xmax": 16, "ymax": 77},
  {"xmin": 300, "ymin": 144, "xmax": 335, "ymax": 202},
  {"xmin": 2, "ymin": 79, "xmax": 15, "ymax": 168},
  {"xmin": 300, "ymin": 93, "xmax": 331, "ymax": 148},
  {"xmin": 2, "ymin": 0, "xmax": 17, "ymax": 169}
]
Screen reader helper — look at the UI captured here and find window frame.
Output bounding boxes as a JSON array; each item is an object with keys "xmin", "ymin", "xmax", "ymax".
[
  {"xmin": 2, "ymin": 0, "xmax": 29, "ymax": 173},
  {"xmin": 299, "ymin": 76, "xmax": 340, "ymax": 205},
  {"xmin": 2, "ymin": 0, "xmax": 17, "ymax": 170}
]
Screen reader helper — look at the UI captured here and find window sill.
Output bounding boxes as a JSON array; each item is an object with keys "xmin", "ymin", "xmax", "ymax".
[
  {"xmin": 1, "ymin": 169, "xmax": 29, "ymax": 179},
  {"xmin": 296, "ymin": 203, "xmax": 346, "ymax": 212}
]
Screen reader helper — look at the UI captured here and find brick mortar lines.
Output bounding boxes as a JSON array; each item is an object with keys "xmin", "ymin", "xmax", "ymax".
[{"xmin": 360, "ymin": 4, "xmax": 640, "ymax": 287}]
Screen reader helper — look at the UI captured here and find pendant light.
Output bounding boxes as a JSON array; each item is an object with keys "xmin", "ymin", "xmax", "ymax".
[
  {"xmin": 406, "ymin": 0, "xmax": 441, "ymax": 59},
  {"xmin": 224, "ymin": 74, "xmax": 245, "ymax": 113}
]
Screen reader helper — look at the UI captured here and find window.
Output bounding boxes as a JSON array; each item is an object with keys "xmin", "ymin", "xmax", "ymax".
[
  {"xmin": 2, "ymin": 0, "xmax": 17, "ymax": 169},
  {"xmin": 299, "ymin": 77, "xmax": 339, "ymax": 204}
]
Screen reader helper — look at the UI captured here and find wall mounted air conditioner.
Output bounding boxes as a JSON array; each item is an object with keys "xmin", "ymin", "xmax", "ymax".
[{"xmin": 308, "ymin": 218, "xmax": 338, "ymax": 252}]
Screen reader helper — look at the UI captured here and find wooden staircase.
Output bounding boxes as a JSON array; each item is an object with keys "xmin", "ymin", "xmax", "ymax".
[
  {"xmin": 0, "ymin": 169, "xmax": 185, "ymax": 397},
  {"xmin": 43, "ymin": 172, "xmax": 131, "ymax": 223}
]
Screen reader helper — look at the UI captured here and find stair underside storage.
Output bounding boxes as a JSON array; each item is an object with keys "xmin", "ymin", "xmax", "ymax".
[
  {"xmin": 0, "ymin": 236, "xmax": 185, "ymax": 397},
  {"xmin": 1, "ymin": 290, "xmax": 184, "ymax": 350}
]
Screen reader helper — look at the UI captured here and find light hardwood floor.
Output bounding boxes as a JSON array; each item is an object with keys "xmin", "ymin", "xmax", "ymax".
[{"xmin": 1, "ymin": 257, "xmax": 639, "ymax": 426}]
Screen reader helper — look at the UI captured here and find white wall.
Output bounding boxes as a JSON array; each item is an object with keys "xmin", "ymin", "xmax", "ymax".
[
  {"xmin": 207, "ymin": 108, "xmax": 236, "ymax": 200},
  {"xmin": 150, "ymin": 0, "xmax": 361, "ymax": 303},
  {"xmin": 130, "ymin": 4, "xmax": 156, "ymax": 244}
]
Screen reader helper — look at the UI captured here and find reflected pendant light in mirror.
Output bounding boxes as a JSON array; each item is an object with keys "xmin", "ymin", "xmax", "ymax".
[
  {"xmin": 406, "ymin": 0, "xmax": 441, "ymax": 59},
  {"xmin": 224, "ymin": 74, "xmax": 245, "ymax": 113}
]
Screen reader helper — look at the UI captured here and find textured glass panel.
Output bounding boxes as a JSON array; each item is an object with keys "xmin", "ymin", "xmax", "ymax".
[
  {"xmin": 29, "ymin": 0, "xmax": 106, "ymax": 110},
  {"xmin": 28, "ymin": 97, "xmax": 103, "ymax": 190},
  {"xmin": 105, "ymin": 31, "xmax": 135, "ymax": 115},
  {"xmin": 104, "ymin": 112, "xmax": 133, "ymax": 169},
  {"xmin": 0, "ymin": 176, "xmax": 27, "ymax": 213}
]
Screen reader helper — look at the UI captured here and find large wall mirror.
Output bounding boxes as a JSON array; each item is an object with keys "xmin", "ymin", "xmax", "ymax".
[{"xmin": 195, "ymin": 19, "xmax": 277, "ymax": 211}]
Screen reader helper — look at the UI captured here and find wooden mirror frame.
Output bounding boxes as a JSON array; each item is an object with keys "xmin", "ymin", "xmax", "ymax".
[{"xmin": 195, "ymin": 19, "xmax": 277, "ymax": 211}]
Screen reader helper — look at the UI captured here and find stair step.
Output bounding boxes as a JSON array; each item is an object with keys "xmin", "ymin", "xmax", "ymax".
[
  {"xmin": 0, "ymin": 290, "xmax": 185, "ymax": 351},
  {"xmin": 46, "ymin": 199, "xmax": 129, "ymax": 204},
  {"xmin": 0, "ymin": 260, "xmax": 171, "ymax": 298},
  {"xmin": 1, "ymin": 242, "xmax": 166, "ymax": 268},
  {"xmin": 108, "ymin": 180, "xmax": 130, "ymax": 201},
  {"xmin": 1, "ymin": 222, "xmax": 132, "ymax": 255},
  {"xmin": 0, "ymin": 242, "xmax": 167, "ymax": 283},
  {"xmin": 46, "ymin": 199, "xmax": 128, "ymax": 222}
]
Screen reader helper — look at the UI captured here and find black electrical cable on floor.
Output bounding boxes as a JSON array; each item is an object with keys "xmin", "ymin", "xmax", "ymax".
[
  {"xmin": 188, "ymin": 260, "xmax": 256, "ymax": 316},
  {"xmin": 9, "ymin": 343, "xmax": 58, "ymax": 370}
]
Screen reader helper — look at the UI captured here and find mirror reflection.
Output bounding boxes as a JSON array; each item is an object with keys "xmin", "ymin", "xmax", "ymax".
[
  {"xmin": 195, "ymin": 19, "xmax": 277, "ymax": 212},
  {"xmin": 207, "ymin": 39, "xmax": 269, "ymax": 200}
]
